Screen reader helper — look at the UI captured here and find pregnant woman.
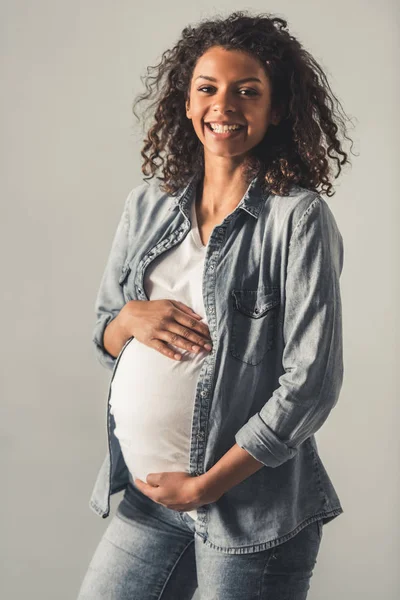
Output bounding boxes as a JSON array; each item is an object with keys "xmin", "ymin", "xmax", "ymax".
[{"xmin": 77, "ymin": 10, "xmax": 352, "ymax": 600}]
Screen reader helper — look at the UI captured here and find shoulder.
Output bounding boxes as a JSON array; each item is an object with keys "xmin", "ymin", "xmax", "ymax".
[
  {"xmin": 267, "ymin": 184, "xmax": 342, "ymax": 241},
  {"xmin": 122, "ymin": 178, "xmax": 180, "ymax": 238},
  {"xmin": 125, "ymin": 178, "xmax": 175, "ymax": 217},
  {"xmin": 276, "ymin": 186, "xmax": 344, "ymax": 273}
]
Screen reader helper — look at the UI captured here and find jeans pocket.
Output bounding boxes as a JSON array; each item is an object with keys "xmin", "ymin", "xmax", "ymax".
[
  {"xmin": 229, "ymin": 287, "xmax": 280, "ymax": 366},
  {"xmin": 117, "ymin": 481, "xmax": 154, "ymax": 521}
]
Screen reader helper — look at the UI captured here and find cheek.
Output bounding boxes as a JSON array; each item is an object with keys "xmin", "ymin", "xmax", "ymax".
[
  {"xmin": 192, "ymin": 120, "xmax": 205, "ymax": 140},
  {"xmin": 191, "ymin": 113, "xmax": 207, "ymax": 139},
  {"xmin": 248, "ymin": 113, "xmax": 270, "ymax": 140}
]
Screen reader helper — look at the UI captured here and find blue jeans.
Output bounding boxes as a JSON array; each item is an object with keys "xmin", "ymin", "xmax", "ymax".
[{"xmin": 77, "ymin": 482, "xmax": 323, "ymax": 599}]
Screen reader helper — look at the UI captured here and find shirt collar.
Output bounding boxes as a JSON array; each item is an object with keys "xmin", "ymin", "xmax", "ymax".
[{"xmin": 169, "ymin": 171, "xmax": 270, "ymax": 220}]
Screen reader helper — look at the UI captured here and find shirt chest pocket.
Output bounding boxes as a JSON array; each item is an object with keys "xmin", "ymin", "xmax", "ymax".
[{"xmin": 229, "ymin": 288, "xmax": 280, "ymax": 366}]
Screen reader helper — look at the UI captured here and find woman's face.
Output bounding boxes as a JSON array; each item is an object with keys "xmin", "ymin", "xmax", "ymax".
[{"xmin": 186, "ymin": 46, "xmax": 279, "ymax": 162}]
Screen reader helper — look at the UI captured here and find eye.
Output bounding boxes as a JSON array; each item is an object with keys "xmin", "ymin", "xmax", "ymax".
[
  {"xmin": 238, "ymin": 88, "xmax": 258, "ymax": 97},
  {"xmin": 197, "ymin": 86, "xmax": 259, "ymax": 97},
  {"xmin": 197, "ymin": 86, "xmax": 215, "ymax": 93}
]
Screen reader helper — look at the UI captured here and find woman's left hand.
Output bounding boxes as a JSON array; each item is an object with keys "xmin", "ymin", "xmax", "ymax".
[{"xmin": 133, "ymin": 471, "xmax": 219, "ymax": 511}]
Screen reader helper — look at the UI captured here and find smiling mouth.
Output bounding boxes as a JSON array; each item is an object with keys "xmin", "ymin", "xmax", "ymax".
[{"xmin": 204, "ymin": 122, "xmax": 246, "ymax": 138}]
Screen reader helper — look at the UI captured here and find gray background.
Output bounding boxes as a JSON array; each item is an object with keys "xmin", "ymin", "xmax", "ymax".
[{"xmin": 1, "ymin": 1, "xmax": 398, "ymax": 598}]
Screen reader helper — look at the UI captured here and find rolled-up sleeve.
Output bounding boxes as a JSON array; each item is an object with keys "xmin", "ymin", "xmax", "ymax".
[
  {"xmin": 235, "ymin": 196, "xmax": 344, "ymax": 468},
  {"xmin": 92, "ymin": 190, "xmax": 133, "ymax": 370}
]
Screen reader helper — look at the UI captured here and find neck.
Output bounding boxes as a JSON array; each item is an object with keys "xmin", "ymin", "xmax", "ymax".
[{"xmin": 197, "ymin": 158, "xmax": 253, "ymax": 217}]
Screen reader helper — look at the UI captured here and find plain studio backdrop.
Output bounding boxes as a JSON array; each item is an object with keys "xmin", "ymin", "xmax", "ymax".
[{"xmin": 1, "ymin": 1, "xmax": 398, "ymax": 599}]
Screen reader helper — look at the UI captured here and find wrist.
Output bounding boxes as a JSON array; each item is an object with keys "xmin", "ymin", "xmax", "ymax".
[
  {"xmin": 195, "ymin": 472, "xmax": 223, "ymax": 504},
  {"xmin": 103, "ymin": 303, "xmax": 135, "ymax": 358},
  {"xmin": 118, "ymin": 300, "xmax": 138, "ymax": 338}
]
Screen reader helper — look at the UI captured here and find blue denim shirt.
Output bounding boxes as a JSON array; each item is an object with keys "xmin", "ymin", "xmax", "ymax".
[{"xmin": 89, "ymin": 171, "xmax": 344, "ymax": 554}]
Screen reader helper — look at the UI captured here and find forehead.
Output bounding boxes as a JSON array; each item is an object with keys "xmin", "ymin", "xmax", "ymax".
[{"xmin": 193, "ymin": 46, "xmax": 266, "ymax": 79}]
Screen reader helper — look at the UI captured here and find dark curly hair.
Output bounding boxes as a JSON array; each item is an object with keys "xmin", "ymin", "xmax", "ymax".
[{"xmin": 132, "ymin": 10, "xmax": 356, "ymax": 197}]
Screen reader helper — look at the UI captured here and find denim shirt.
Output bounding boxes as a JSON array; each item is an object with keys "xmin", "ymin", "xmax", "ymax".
[{"xmin": 89, "ymin": 170, "xmax": 344, "ymax": 555}]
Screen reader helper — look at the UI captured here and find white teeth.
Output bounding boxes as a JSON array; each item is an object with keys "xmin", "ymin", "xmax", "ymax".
[{"xmin": 209, "ymin": 123, "xmax": 243, "ymax": 133}]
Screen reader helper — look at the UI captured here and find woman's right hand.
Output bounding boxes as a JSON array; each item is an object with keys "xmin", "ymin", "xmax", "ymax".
[{"xmin": 118, "ymin": 299, "xmax": 213, "ymax": 361}]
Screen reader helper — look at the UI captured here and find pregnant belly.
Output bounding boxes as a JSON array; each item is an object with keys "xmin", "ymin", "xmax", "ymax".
[{"xmin": 109, "ymin": 337, "xmax": 206, "ymax": 457}]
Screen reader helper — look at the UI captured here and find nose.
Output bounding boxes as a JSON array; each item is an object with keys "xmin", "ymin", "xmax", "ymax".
[{"xmin": 212, "ymin": 90, "xmax": 237, "ymax": 115}]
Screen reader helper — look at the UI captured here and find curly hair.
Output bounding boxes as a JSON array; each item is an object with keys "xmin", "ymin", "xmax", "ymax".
[{"xmin": 132, "ymin": 10, "xmax": 356, "ymax": 197}]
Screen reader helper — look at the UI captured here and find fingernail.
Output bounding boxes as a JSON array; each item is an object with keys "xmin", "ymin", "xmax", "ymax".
[{"xmin": 204, "ymin": 343, "xmax": 212, "ymax": 350}]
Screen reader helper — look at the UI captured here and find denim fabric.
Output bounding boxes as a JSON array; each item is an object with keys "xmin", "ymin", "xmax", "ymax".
[
  {"xmin": 78, "ymin": 481, "xmax": 323, "ymax": 599},
  {"xmin": 88, "ymin": 170, "xmax": 344, "ymax": 554}
]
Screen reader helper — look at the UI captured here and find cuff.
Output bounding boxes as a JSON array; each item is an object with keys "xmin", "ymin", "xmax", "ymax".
[
  {"xmin": 235, "ymin": 412, "xmax": 298, "ymax": 468},
  {"xmin": 92, "ymin": 314, "xmax": 117, "ymax": 371}
]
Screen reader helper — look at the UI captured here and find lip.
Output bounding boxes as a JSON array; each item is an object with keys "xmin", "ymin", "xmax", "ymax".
[{"xmin": 205, "ymin": 121, "xmax": 246, "ymax": 126}]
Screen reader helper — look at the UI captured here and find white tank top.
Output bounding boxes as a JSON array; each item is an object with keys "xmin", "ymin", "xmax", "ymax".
[{"xmin": 109, "ymin": 195, "xmax": 208, "ymax": 521}]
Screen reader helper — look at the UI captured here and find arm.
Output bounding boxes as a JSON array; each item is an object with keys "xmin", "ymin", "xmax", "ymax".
[
  {"xmin": 235, "ymin": 196, "xmax": 344, "ymax": 467},
  {"xmin": 201, "ymin": 196, "xmax": 344, "ymax": 499},
  {"xmin": 92, "ymin": 189, "xmax": 134, "ymax": 370}
]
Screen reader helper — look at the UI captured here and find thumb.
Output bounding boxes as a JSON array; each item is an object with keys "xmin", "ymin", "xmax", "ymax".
[{"xmin": 146, "ymin": 473, "xmax": 161, "ymax": 487}]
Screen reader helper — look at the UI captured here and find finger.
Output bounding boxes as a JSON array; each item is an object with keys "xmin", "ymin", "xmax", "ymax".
[
  {"xmin": 147, "ymin": 337, "xmax": 186, "ymax": 361},
  {"xmin": 133, "ymin": 479, "xmax": 147, "ymax": 494},
  {"xmin": 167, "ymin": 300, "xmax": 210, "ymax": 338},
  {"xmin": 157, "ymin": 324, "xmax": 213, "ymax": 356},
  {"xmin": 170, "ymin": 300, "xmax": 202, "ymax": 319},
  {"xmin": 135, "ymin": 479, "xmax": 155, "ymax": 495},
  {"xmin": 170, "ymin": 305, "xmax": 211, "ymax": 341}
]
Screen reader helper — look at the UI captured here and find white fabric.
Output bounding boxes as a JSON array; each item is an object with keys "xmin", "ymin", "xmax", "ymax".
[{"xmin": 109, "ymin": 197, "xmax": 208, "ymax": 521}]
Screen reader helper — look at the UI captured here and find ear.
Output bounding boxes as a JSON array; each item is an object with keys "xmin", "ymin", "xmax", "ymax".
[
  {"xmin": 270, "ymin": 111, "xmax": 281, "ymax": 126},
  {"xmin": 185, "ymin": 98, "xmax": 192, "ymax": 119}
]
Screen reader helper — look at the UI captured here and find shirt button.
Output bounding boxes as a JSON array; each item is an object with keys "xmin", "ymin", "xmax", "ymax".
[
  {"xmin": 209, "ymin": 307, "xmax": 215, "ymax": 314},
  {"xmin": 208, "ymin": 265, "xmax": 214, "ymax": 271},
  {"xmin": 200, "ymin": 391, "xmax": 207, "ymax": 397}
]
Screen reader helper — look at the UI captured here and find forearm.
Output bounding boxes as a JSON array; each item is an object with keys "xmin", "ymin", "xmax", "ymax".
[
  {"xmin": 103, "ymin": 302, "xmax": 136, "ymax": 359},
  {"xmin": 199, "ymin": 443, "xmax": 264, "ymax": 501}
]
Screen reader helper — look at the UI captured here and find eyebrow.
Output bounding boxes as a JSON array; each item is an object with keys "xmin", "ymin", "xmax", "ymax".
[{"xmin": 195, "ymin": 75, "xmax": 263, "ymax": 84}]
